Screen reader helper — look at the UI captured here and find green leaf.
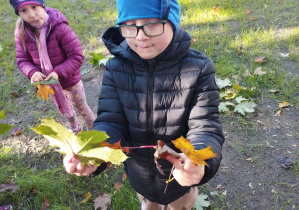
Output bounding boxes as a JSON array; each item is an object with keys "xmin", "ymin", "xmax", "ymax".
[
  {"xmin": 234, "ymin": 101, "xmax": 257, "ymax": 115},
  {"xmin": 219, "ymin": 102, "xmax": 229, "ymax": 112},
  {"xmin": 34, "ymin": 78, "xmax": 59, "ymax": 86},
  {"xmin": 0, "ymin": 123, "xmax": 13, "ymax": 135},
  {"xmin": 89, "ymin": 52, "xmax": 106, "ymax": 67},
  {"xmin": 0, "ymin": 110, "xmax": 5, "ymax": 120},
  {"xmin": 235, "ymin": 96, "xmax": 247, "ymax": 103},
  {"xmin": 32, "ymin": 117, "xmax": 128, "ymax": 165},
  {"xmin": 194, "ymin": 193, "xmax": 210, "ymax": 210},
  {"xmin": 216, "ymin": 78, "xmax": 231, "ymax": 89}
]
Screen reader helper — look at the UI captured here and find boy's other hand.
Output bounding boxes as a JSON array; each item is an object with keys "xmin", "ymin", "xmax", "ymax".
[
  {"xmin": 63, "ymin": 153, "xmax": 98, "ymax": 176},
  {"xmin": 45, "ymin": 71, "xmax": 59, "ymax": 81},
  {"xmin": 166, "ymin": 153, "xmax": 205, "ymax": 186},
  {"xmin": 31, "ymin": 71, "xmax": 46, "ymax": 84}
]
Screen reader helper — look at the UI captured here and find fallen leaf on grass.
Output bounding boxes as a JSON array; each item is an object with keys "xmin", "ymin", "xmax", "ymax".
[
  {"xmin": 0, "ymin": 181, "xmax": 18, "ymax": 193},
  {"xmin": 275, "ymin": 101, "xmax": 290, "ymax": 116},
  {"xmin": 194, "ymin": 193, "xmax": 210, "ymax": 210},
  {"xmin": 254, "ymin": 56, "xmax": 266, "ymax": 63},
  {"xmin": 249, "ymin": 183, "xmax": 254, "ymax": 190},
  {"xmin": 233, "ymin": 101, "xmax": 257, "ymax": 115},
  {"xmin": 94, "ymin": 193, "xmax": 111, "ymax": 210},
  {"xmin": 254, "ymin": 67, "xmax": 267, "ymax": 75},
  {"xmin": 81, "ymin": 192, "xmax": 92, "ymax": 203},
  {"xmin": 122, "ymin": 172, "xmax": 127, "ymax": 181},
  {"xmin": 244, "ymin": 8, "xmax": 251, "ymax": 15},
  {"xmin": 114, "ymin": 182, "xmax": 123, "ymax": 191},
  {"xmin": 213, "ymin": 6, "xmax": 219, "ymax": 13},
  {"xmin": 9, "ymin": 126, "xmax": 25, "ymax": 136},
  {"xmin": 248, "ymin": 17, "xmax": 254, "ymax": 22},
  {"xmin": 42, "ymin": 197, "xmax": 49, "ymax": 210},
  {"xmin": 279, "ymin": 52, "xmax": 289, "ymax": 58},
  {"xmin": 36, "ymin": 84, "xmax": 54, "ymax": 101}
]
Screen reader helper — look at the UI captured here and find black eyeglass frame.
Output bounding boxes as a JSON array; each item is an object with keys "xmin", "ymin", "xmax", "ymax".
[{"xmin": 116, "ymin": 20, "xmax": 167, "ymax": 38}]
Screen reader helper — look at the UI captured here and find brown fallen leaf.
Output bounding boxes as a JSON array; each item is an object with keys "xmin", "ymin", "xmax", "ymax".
[
  {"xmin": 42, "ymin": 197, "xmax": 49, "ymax": 210},
  {"xmin": 94, "ymin": 193, "xmax": 112, "ymax": 210},
  {"xmin": 9, "ymin": 126, "xmax": 25, "ymax": 136},
  {"xmin": 114, "ymin": 182, "xmax": 123, "ymax": 191},
  {"xmin": 244, "ymin": 8, "xmax": 251, "ymax": 15},
  {"xmin": 122, "ymin": 172, "xmax": 127, "ymax": 181},
  {"xmin": 254, "ymin": 67, "xmax": 267, "ymax": 75},
  {"xmin": 213, "ymin": 6, "xmax": 219, "ymax": 13},
  {"xmin": 254, "ymin": 56, "xmax": 266, "ymax": 63},
  {"xmin": 0, "ymin": 181, "xmax": 18, "ymax": 193}
]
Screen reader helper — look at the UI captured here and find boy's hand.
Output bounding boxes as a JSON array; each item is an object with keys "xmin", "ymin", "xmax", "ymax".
[
  {"xmin": 63, "ymin": 153, "xmax": 98, "ymax": 176},
  {"xmin": 45, "ymin": 71, "xmax": 59, "ymax": 81},
  {"xmin": 31, "ymin": 72, "xmax": 46, "ymax": 84},
  {"xmin": 166, "ymin": 153, "xmax": 205, "ymax": 186}
]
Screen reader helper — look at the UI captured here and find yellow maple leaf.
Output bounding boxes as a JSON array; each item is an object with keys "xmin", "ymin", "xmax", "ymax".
[
  {"xmin": 36, "ymin": 84, "xmax": 54, "ymax": 101},
  {"xmin": 81, "ymin": 192, "xmax": 92, "ymax": 203},
  {"xmin": 172, "ymin": 136, "xmax": 219, "ymax": 166}
]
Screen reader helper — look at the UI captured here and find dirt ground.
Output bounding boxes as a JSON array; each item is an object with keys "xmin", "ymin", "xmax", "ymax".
[{"xmin": 2, "ymin": 57, "xmax": 298, "ymax": 209}]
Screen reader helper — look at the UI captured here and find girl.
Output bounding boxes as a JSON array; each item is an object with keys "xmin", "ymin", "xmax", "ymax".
[{"xmin": 9, "ymin": 0, "xmax": 95, "ymax": 134}]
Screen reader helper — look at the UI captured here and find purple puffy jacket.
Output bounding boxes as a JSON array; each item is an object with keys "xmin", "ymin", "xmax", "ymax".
[{"xmin": 14, "ymin": 7, "xmax": 83, "ymax": 89}]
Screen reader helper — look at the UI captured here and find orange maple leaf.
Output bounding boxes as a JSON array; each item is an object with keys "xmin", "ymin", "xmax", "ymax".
[
  {"xmin": 36, "ymin": 84, "xmax": 54, "ymax": 101},
  {"xmin": 101, "ymin": 140, "xmax": 130, "ymax": 153},
  {"xmin": 172, "ymin": 136, "xmax": 219, "ymax": 166}
]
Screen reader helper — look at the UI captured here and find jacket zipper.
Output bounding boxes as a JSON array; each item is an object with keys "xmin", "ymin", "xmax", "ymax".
[{"xmin": 148, "ymin": 60, "xmax": 159, "ymax": 202}]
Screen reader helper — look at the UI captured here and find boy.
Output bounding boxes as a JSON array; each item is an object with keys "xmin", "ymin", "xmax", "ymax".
[{"xmin": 64, "ymin": 0, "xmax": 225, "ymax": 209}]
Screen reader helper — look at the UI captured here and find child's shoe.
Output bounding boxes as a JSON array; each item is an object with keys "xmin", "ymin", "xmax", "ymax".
[{"xmin": 68, "ymin": 122, "xmax": 83, "ymax": 135}]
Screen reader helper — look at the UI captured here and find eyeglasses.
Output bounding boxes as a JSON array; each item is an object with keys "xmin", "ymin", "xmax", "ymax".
[{"xmin": 117, "ymin": 20, "xmax": 167, "ymax": 38}]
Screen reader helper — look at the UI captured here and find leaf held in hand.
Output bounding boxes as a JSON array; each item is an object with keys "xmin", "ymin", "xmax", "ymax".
[
  {"xmin": 172, "ymin": 136, "xmax": 219, "ymax": 166},
  {"xmin": 36, "ymin": 84, "xmax": 55, "ymax": 101},
  {"xmin": 154, "ymin": 140, "xmax": 181, "ymax": 175},
  {"xmin": 34, "ymin": 78, "xmax": 58, "ymax": 86},
  {"xmin": 32, "ymin": 117, "xmax": 128, "ymax": 166},
  {"xmin": 101, "ymin": 140, "xmax": 130, "ymax": 153}
]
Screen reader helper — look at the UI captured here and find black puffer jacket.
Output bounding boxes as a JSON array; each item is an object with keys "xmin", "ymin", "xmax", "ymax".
[{"xmin": 93, "ymin": 26, "xmax": 225, "ymax": 205}]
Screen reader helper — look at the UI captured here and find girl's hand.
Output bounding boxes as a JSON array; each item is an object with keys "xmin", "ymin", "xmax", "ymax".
[
  {"xmin": 45, "ymin": 71, "xmax": 59, "ymax": 81},
  {"xmin": 31, "ymin": 72, "xmax": 46, "ymax": 84},
  {"xmin": 63, "ymin": 153, "xmax": 98, "ymax": 176},
  {"xmin": 166, "ymin": 153, "xmax": 205, "ymax": 186}
]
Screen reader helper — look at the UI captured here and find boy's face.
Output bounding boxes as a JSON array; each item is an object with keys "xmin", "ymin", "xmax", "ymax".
[
  {"xmin": 18, "ymin": 4, "xmax": 45, "ymax": 27},
  {"xmin": 123, "ymin": 18, "xmax": 174, "ymax": 60}
]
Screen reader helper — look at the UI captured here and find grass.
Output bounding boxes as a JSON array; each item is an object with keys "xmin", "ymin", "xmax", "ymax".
[{"xmin": 0, "ymin": 0, "xmax": 299, "ymax": 209}]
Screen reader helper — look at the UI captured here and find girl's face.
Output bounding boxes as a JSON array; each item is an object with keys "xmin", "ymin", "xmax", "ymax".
[
  {"xmin": 123, "ymin": 18, "xmax": 174, "ymax": 60},
  {"xmin": 18, "ymin": 4, "xmax": 45, "ymax": 27}
]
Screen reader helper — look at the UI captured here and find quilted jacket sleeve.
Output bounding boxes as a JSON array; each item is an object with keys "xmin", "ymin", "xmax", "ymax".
[
  {"xmin": 53, "ymin": 23, "xmax": 83, "ymax": 79},
  {"xmin": 15, "ymin": 29, "xmax": 41, "ymax": 80},
  {"xmin": 93, "ymin": 61, "xmax": 129, "ymax": 145},
  {"xmin": 186, "ymin": 58, "xmax": 225, "ymax": 186}
]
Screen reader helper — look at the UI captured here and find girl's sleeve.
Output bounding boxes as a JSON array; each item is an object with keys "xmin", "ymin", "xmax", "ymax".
[
  {"xmin": 186, "ymin": 59, "xmax": 225, "ymax": 186},
  {"xmin": 15, "ymin": 29, "xmax": 41, "ymax": 80},
  {"xmin": 53, "ymin": 24, "xmax": 84, "ymax": 79},
  {"xmin": 93, "ymin": 61, "xmax": 128, "ymax": 145}
]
